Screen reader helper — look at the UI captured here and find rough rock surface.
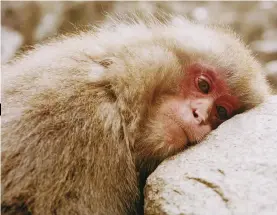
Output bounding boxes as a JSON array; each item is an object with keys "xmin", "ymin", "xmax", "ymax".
[{"xmin": 144, "ymin": 96, "xmax": 277, "ymax": 215}]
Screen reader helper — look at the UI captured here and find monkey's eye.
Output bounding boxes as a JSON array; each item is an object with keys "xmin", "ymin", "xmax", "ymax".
[
  {"xmin": 198, "ymin": 78, "xmax": 210, "ymax": 94},
  {"xmin": 216, "ymin": 105, "xmax": 228, "ymax": 120}
]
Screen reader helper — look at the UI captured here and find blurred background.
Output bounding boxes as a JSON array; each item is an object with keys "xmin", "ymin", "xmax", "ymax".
[{"xmin": 1, "ymin": 1, "xmax": 277, "ymax": 91}]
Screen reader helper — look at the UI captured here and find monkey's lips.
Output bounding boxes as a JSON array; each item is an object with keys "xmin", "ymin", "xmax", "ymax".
[{"xmin": 163, "ymin": 114, "xmax": 189, "ymax": 149}]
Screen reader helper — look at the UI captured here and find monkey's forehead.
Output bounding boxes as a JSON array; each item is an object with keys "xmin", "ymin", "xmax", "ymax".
[
  {"xmin": 92, "ymin": 15, "xmax": 271, "ymax": 108},
  {"xmin": 96, "ymin": 15, "xmax": 246, "ymax": 69}
]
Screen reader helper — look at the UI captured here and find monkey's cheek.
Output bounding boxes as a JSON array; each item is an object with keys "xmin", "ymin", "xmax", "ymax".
[{"xmin": 163, "ymin": 122, "xmax": 189, "ymax": 150}]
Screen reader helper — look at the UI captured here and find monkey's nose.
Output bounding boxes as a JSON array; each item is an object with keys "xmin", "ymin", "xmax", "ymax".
[
  {"xmin": 192, "ymin": 99, "xmax": 213, "ymax": 124},
  {"xmin": 192, "ymin": 109, "xmax": 207, "ymax": 124}
]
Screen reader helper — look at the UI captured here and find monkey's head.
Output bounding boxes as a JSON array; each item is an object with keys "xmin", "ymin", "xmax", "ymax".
[{"xmin": 91, "ymin": 16, "xmax": 271, "ymax": 162}]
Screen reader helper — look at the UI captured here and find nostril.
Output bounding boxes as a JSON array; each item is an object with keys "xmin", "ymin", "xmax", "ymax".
[{"xmin": 193, "ymin": 109, "xmax": 198, "ymax": 118}]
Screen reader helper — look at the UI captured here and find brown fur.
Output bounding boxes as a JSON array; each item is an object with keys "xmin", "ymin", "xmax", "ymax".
[{"xmin": 1, "ymin": 14, "xmax": 271, "ymax": 215}]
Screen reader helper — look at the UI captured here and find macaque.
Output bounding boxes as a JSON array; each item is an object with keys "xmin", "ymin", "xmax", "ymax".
[{"xmin": 1, "ymin": 15, "xmax": 271, "ymax": 215}]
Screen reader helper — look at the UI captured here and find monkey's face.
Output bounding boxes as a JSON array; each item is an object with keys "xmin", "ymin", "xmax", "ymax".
[
  {"xmin": 103, "ymin": 18, "xmax": 269, "ymax": 161},
  {"xmin": 135, "ymin": 62, "xmax": 241, "ymax": 160}
]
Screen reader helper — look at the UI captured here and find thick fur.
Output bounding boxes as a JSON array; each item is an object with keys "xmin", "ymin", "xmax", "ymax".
[{"xmin": 1, "ymin": 14, "xmax": 271, "ymax": 215}]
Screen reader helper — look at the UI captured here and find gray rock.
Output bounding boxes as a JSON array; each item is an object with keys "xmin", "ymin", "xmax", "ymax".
[{"xmin": 144, "ymin": 96, "xmax": 277, "ymax": 215}]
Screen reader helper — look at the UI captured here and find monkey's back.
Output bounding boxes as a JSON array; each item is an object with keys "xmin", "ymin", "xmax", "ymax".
[{"xmin": 1, "ymin": 32, "xmax": 139, "ymax": 215}]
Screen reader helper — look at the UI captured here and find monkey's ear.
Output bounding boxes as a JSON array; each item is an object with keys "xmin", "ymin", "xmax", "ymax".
[
  {"xmin": 88, "ymin": 58, "xmax": 113, "ymax": 81},
  {"xmin": 97, "ymin": 59, "xmax": 113, "ymax": 68}
]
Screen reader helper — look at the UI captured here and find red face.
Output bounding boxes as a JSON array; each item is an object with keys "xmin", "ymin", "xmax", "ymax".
[{"xmin": 158, "ymin": 63, "xmax": 241, "ymax": 150}]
